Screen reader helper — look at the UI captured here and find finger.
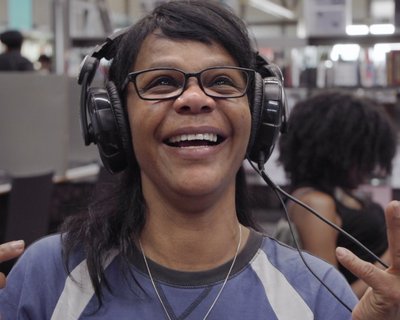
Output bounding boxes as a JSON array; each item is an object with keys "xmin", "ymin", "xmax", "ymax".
[
  {"xmin": 385, "ymin": 201, "xmax": 400, "ymax": 272},
  {"xmin": 0, "ymin": 240, "xmax": 25, "ymax": 263},
  {"xmin": 336, "ymin": 246, "xmax": 388, "ymax": 291},
  {"xmin": 0, "ymin": 272, "xmax": 5, "ymax": 289}
]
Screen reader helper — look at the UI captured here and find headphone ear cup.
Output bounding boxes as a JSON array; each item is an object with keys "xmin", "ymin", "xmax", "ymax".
[
  {"xmin": 103, "ymin": 81, "xmax": 132, "ymax": 173},
  {"xmin": 248, "ymin": 75, "xmax": 283, "ymax": 165},
  {"xmin": 106, "ymin": 81, "xmax": 132, "ymax": 154},
  {"xmin": 85, "ymin": 82, "xmax": 129, "ymax": 174},
  {"xmin": 247, "ymin": 72, "xmax": 263, "ymax": 160},
  {"xmin": 77, "ymin": 29, "xmax": 133, "ymax": 174}
]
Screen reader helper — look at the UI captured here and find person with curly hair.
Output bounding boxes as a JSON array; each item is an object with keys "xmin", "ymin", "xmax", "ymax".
[{"xmin": 278, "ymin": 91, "xmax": 398, "ymax": 298}]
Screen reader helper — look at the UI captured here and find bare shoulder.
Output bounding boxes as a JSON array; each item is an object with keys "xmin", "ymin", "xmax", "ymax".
[{"xmin": 290, "ymin": 187, "xmax": 337, "ymax": 221}]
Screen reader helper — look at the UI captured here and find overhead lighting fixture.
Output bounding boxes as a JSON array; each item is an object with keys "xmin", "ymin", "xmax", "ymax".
[
  {"xmin": 248, "ymin": 0, "xmax": 296, "ymax": 20},
  {"xmin": 369, "ymin": 24, "xmax": 395, "ymax": 35},
  {"xmin": 346, "ymin": 24, "xmax": 369, "ymax": 36}
]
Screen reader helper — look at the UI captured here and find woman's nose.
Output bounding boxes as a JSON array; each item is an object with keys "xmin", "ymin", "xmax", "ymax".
[{"xmin": 173, "ymin": 79, "xmax": 216, "ymax": 114}]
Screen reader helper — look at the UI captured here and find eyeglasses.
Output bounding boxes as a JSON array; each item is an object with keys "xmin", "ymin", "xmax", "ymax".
[{"xmin": 124, "ymin": 66, "xmax": 254, "ymax": 100}]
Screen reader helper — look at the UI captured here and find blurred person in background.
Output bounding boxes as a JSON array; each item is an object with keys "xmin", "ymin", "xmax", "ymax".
[
  {"xmin": 37, "ymin": 54, "xmax": 52, "ymax": 73},
  {"xmin": 278, "ymin": 91, "xmax": 398, "ymax": 298},
  {"xmin": 0, "ymin": 30, "xmax": 34, "ymax": 72}
]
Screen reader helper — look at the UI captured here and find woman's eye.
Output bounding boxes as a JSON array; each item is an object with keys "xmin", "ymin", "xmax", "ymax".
[
  {"xmin": 146, "ymin": 76, "xmax": 179, "ymax": 89},
  {"xmin": 211, "ymin": 76, "xmax": 235, "ymax": 87}
]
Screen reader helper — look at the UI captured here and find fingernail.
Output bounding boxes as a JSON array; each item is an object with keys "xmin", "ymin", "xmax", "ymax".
[
  {"xmin": 336, "ymin": 247, "xmax": 349, "ymax": 259},
  {"xmin": 10, "ymin": 240, "xmax": 24, "ymax": 250}
]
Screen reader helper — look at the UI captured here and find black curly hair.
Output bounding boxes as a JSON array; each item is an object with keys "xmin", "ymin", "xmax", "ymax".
[{"xmin": 278, "ymin": 91, "xmax": 397, "ymax": 193}]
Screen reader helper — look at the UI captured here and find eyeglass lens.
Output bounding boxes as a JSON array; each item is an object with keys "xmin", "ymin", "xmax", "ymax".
[{"xmin": 134, "ymin": 67, "xmax": 249, "ymax": 100}]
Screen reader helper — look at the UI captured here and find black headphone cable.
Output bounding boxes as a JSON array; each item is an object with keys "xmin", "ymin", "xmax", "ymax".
[{"xmin": 247, "ymin": 158, "xmax": 389, "ymax": 313}]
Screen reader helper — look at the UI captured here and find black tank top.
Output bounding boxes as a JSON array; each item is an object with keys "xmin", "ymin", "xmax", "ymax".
[{"xmin": 335, "ymin": 199, "xmax": 388, "ymax": 284}]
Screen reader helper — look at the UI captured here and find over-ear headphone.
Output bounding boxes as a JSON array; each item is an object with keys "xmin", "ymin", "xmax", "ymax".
[
  {"xmin": 78, "ymin": 28, "xmax": 131, "ymax": 174},
  {"xmin": 78, "ymin": 29, "xmax": 287, "ymax": 174},
  {"xmin": 248, "ymin": 54, "xmax": 288, "ymax": 168}
]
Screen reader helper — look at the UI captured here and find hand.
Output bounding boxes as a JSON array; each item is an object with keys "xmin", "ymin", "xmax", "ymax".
[
  {"xmin": 336, "ymin": 200, "xmax": 400, "ymax": 320},
  {"xmin": 0, "ymin": 240, "xmax": 25, "ymax": 289}
]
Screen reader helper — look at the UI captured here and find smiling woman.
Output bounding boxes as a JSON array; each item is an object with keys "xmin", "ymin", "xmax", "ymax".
[
  {"xmin": 127, "ymin": 36, "xmax": 252, "ymax": 207},
  {"xmin": 0, "ymin": 1, "xmax": 400, "ymax": 320}
]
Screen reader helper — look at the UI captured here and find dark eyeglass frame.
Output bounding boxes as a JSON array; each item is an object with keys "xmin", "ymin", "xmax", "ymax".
[{"xmin": 123, "ymin": 66, "xmax": 255, "ymax": 101}]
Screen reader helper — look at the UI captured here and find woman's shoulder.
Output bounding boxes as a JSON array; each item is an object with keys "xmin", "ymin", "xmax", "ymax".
[
  {"xmin": 259, "ymin": 235, "xmax": 353, "ymax": 291},
  {"xmin": 253, "ymin": 230, "xmax": 335, "ymax": 275},
  {"xmin": 289, "ymin": 187, "xmax": 337, "ymax": 218},
  {"xmin": 292, "ymin": 187, "xmax": 334, "ymax": 204},
  {"xmin": 260, "ymin": 235, "xmax": 330, "ymax": 269},
  {"xmin": 15, "ymin": 233, "xmax": 85, "ymax": 272},
  {"xmin": 9, "ymin": 234, "xmax": 63, "ymax": 272},
  {"xmin": 20, "ymin": 234, "xmax": 61, "ymax": 258}
]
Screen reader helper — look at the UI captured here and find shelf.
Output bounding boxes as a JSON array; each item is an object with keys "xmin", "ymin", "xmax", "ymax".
[
  {"xmin": 285, "ymin": 87, "xmax": 399, "ymax": 104},
  {"xmin": 307, "ymin": 34, "xmax": 400, "ymax": 46}
]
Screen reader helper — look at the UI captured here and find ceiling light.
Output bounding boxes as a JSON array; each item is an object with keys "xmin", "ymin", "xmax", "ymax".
[
  {"xmin": 346, "ymin": 24, "xmax": 369, "ymax": 36},
  {"xmin": 369, "ymin": 24, "xmax": 395, "ymax": 35}
]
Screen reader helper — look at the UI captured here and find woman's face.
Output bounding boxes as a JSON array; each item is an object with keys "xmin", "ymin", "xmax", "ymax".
[{"xmin": 126, "ymin": 33, "xmax": 252, "ymax": 203}]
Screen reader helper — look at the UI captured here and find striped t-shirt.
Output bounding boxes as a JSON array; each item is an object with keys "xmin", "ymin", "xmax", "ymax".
[{"xmin": 0, "ymin": 230, "xmax": 357, "ymax": 319}]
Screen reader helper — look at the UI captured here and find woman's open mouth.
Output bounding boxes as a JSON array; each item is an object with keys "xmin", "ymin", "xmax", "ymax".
[{"xmin": 165, "ymin": 133, "xmax": 225, "ymax": 148}]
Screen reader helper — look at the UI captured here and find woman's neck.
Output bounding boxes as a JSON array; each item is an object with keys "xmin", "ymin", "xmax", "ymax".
[
  {"xmin": 137, "ymin": 173, "xmax": 251, "ymax": 270},
  {"xmin": 138, "ymin": 205, "xmax": 249, "ymax": 271}
]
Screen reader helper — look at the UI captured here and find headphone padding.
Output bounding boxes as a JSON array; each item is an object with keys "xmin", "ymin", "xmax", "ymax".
[
  {"xmin": 106, "ymin": 81, "xmax": 132, "ymax": 162},
  {"xmin": 248, "ymin": 72, "xmax": 264, "ymax": 158}
]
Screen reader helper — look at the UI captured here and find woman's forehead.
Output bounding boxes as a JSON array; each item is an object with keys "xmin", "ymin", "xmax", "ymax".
[{"xmin": 132, "ymin": 33, "xmax": 237, "ymax": 71}]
